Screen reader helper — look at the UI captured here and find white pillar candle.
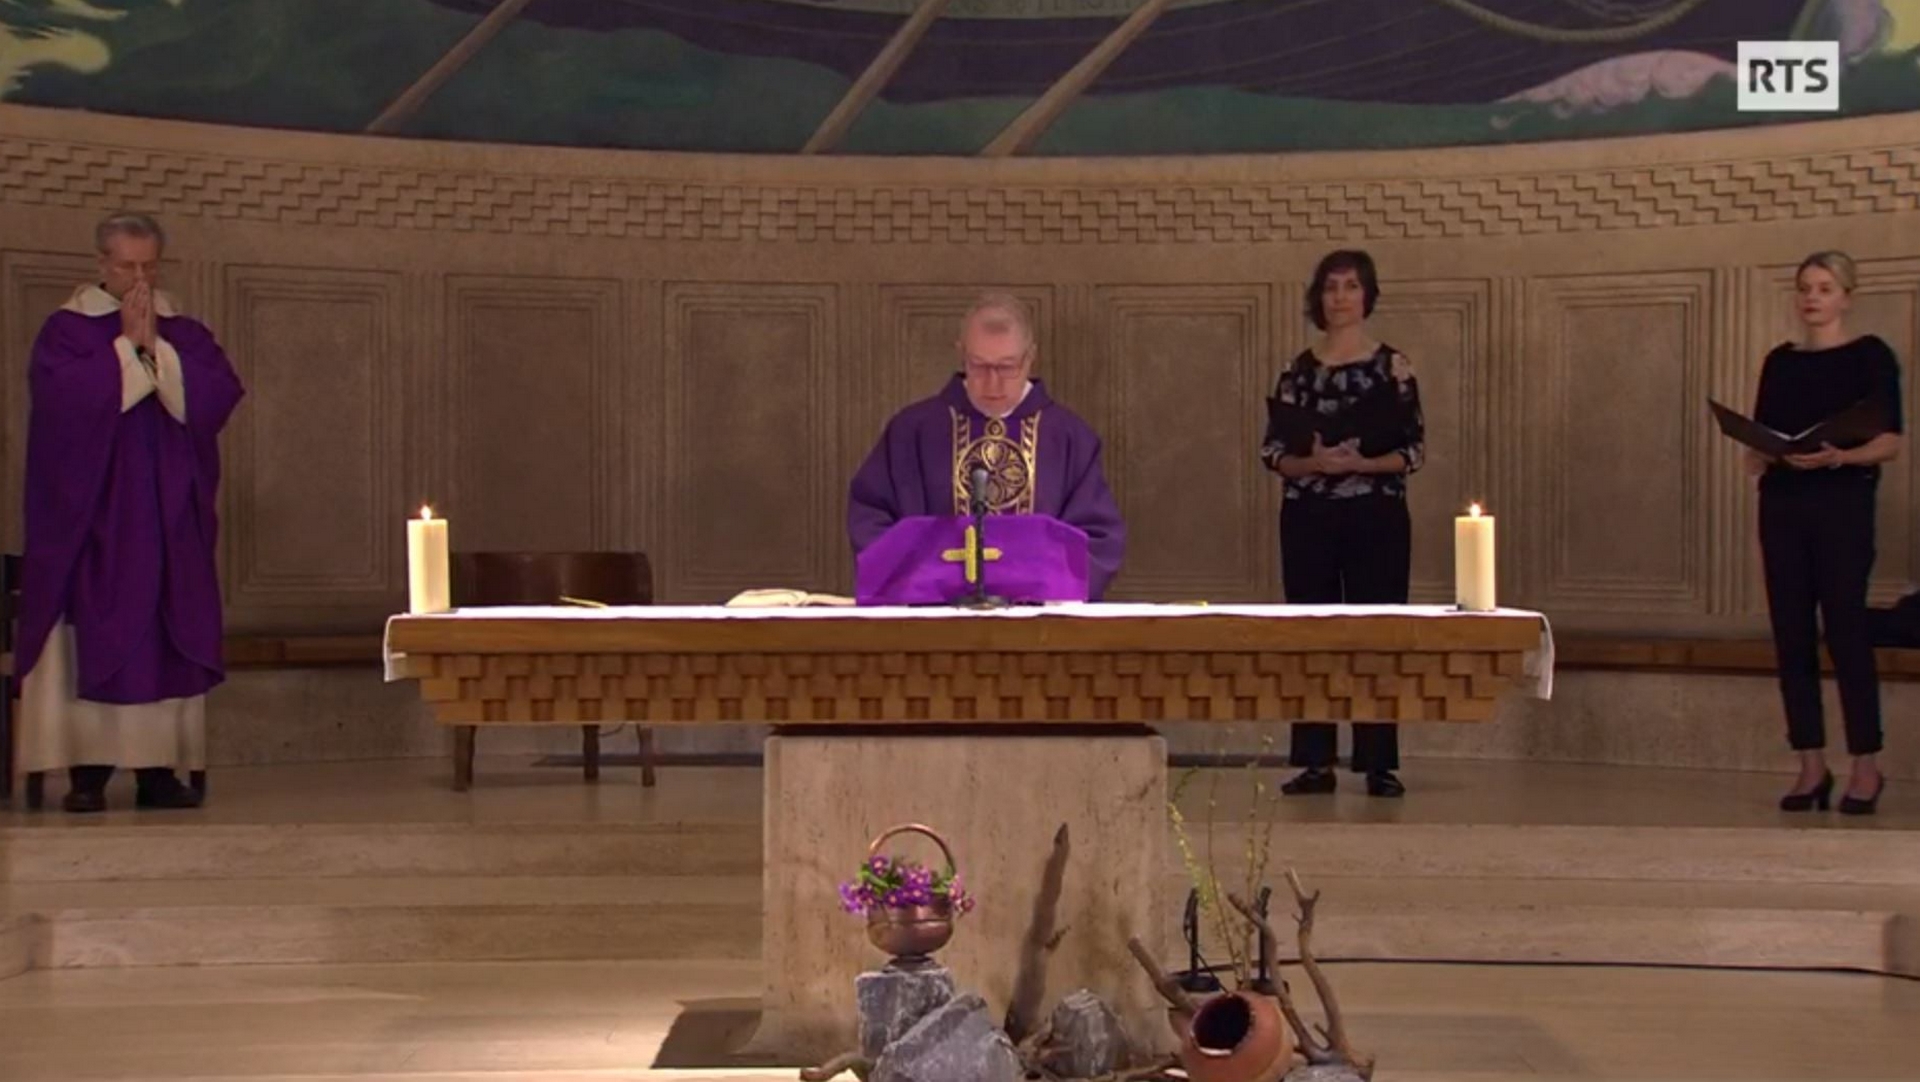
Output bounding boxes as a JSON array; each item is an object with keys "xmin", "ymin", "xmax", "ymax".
[
  {"xmin": 1455, "ymin": 502, "xmax": 1496, "ymax": 612},
  {"xmin": 407, "ymin": 505, "xmax": 450, "ymax": 614}
]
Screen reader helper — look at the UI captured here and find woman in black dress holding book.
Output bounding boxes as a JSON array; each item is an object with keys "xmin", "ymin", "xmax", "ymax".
[
  {"xmin": 1752, "ymin": 250, "xmax": 1902, "ymax": 815},
  {"xmin": 1261, "ymin": 249, "xmax": 1425, "ymax": 798}
]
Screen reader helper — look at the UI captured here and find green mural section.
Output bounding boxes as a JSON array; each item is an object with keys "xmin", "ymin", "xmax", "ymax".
[{"xmin": 1, "ymin": 0, "xmax": 1917, "ymax": 155}]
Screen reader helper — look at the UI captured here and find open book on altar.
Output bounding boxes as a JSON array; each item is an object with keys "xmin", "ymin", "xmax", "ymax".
[
  {"xmin": 855, "ymin": 514, "xmax": 1091, "ymax": 606},
  {"xmin": 724, "ymin": 588, "xmax": 855, "ymax": 608}
]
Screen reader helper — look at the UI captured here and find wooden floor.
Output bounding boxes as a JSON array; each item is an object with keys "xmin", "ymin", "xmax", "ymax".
[{"xmin": 3, "ymin": 755, "xmax": 1917, "ymax": 1079}]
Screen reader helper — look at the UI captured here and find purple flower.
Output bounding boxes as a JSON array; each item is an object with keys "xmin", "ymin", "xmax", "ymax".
[{"xmin": 840, "ymin": 853, "xmax": 974, "ymax": 918}]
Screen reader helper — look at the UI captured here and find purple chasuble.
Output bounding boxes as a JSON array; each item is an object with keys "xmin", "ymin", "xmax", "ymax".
[
  {"xmin": 17, "ymin": 303, "xmax": 245, "ymax": 704},
  {"xmin": 848, "ymin": 375, "xmax": 1125, "ymax": 599}
]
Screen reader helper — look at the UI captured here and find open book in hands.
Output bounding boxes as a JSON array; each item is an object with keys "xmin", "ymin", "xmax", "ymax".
[
  {"xmin": 1266, "ymin": 384, "xmax": 1410, "ymax": 458},
  {"xmin": 1707, "ymin": 396, "xmax": 1888, "ymax": 459}
]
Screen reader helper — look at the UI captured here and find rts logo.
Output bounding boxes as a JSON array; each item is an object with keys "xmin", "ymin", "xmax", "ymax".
[{"xmin": 1737, "ymin": 40, "xmax": 1841, "ymax": 112}]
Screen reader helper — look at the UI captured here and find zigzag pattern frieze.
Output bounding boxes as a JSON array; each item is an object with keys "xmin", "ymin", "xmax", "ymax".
[{"xmin": 3, "ymin": 137, "xmax": 1916, "ymax": 243}]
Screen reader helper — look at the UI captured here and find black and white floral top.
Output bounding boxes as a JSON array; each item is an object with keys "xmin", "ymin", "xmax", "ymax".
[{"xmin": 1259, "ymin": 344, "xmax": 1425, "ymax": 501}]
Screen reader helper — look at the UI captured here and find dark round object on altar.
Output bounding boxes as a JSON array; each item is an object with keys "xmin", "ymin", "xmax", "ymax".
[{"xmin": 867, "ymin": 900, "xmax": 954, "ymax": 963}]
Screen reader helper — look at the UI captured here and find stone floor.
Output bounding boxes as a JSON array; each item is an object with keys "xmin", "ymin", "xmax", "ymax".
[
  {"xmin": 2, "ymin": 755, "xmax": 1917, "ymax": 1079},
  {"xmin": 0, "ymin": 958, "xmax": 1915, "ymax": 1080},
  {"xmin": 5, "ymin": 753, "xmax": 1915, "ymax": 831}
]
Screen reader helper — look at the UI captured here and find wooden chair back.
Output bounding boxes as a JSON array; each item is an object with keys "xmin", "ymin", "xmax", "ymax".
[
  {"xmin": 451, "ymin": 551, "xmax": 653, "ymax": 608},
  {"xmin": 442, "ymin": 551, "xmax": 657, "ymax": 790}
]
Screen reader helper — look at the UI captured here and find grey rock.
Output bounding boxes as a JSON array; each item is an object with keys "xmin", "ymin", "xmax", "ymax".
[
  {"xmin": 1045, "ymin": 988, "xmax": 1134, "ymax": 1078},
  {"xmin": 856, "ymin": 965, "xmax": 956, "ymax": 1062},
  {"xmin": 872, "ymin": 993, "xmax": 1022, "ymax": 1082},
  {"xmin": 1285, "ymin": 1064, "xmax": 1369, "ymax": 1082}
]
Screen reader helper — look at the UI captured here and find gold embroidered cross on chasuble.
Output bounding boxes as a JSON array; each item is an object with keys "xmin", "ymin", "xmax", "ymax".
[{"xmin": 949, "ymin": 409, "xmax": 1041, "ymax": 515}]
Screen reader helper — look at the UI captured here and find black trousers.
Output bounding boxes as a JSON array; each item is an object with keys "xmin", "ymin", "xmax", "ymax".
[
  {"xmin": 1280, "ymin": 494, "xmax": 1411, "ymax": 772},
  {"xmin": 1759, "ymin": 478, "xmax": 1884, "ymax": 757}
]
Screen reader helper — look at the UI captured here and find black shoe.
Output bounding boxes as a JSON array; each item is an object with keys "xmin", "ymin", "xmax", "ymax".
[
  {"xmin": 1281, "ymin": 768, "xmax": 1336, "ymax": 795},
  {"xmin": 1365, "ymin": 771, "xmax": 1406, "ymax": 798},
  {"xmin": 1839, "ymin": 776, "xmax": 1885, "ymax": 817},
  {"xmin": 62, "ymin": 788, "xmax": 106, "ymax": 814},
  {"xmin": 134, "ymin": 771, "xmax": 204, "ymax": 810},
  {"xmin": 1779, "ymin": 771, "xmax": 1833, "ymax": 812}
]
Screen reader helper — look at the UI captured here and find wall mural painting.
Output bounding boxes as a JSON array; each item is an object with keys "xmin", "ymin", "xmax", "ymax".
[{"xmin": 2, "ymin": 0, "xmax": 1918, "ymax": 155}]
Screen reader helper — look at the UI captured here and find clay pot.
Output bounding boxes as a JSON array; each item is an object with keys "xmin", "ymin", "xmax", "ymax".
[{"xmin": 1179, "ymin": 991, "xmax": 1293, "ymax": 1082}]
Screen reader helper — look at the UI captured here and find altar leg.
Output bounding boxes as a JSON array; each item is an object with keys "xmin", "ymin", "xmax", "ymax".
[
  {"xmin": 745, "ymin": 728, "xmax": 1168, "ymax": 1065},
  {"xmin": 452, "ymin": 726, "xmax": 475, "ymax": 792}
]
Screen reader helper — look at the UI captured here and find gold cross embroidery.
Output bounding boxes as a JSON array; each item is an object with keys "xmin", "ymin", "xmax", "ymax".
[{"xmin": 940, "ymin": 524, "xmax": 1003, "ymax": 585}]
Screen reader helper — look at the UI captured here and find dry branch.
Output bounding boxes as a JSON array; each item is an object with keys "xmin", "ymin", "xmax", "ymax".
[
  {"xmin": 798, "ymin": 1050, "xmax": 871, "ymax": 1082},
  {"xmin": 1125, "ymin": 935, "xmax": 1196, "ymax": 1026},
  {"xmin": 1284, "ymin": 868, "xmax": 1374, "ymax": 1078},
  {"xmin": 1227, "ymin": 891, "xmax": 1325, "ymax": 1063},
  {"xmin": 1015, "ymin": 1017, "xmax": 1057, "ymax": 1063},
  {"xmin": 1006, "ymin": 822, "xmax": 1073, "ymax": 1043}
]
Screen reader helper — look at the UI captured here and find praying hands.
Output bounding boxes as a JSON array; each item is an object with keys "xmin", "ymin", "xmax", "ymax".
[{"xmin": 120, "ymin": 281, "xmax": 158, "ymax": 358}]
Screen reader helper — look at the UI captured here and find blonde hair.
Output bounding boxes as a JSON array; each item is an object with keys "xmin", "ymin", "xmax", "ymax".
[
  {"xmin": 1797, "ymin": 250, "xmax": 1857, "ymax": 292},
  {"xmin": 958, "ymin": 292, "xmax": 1036, "ymax": 353}
]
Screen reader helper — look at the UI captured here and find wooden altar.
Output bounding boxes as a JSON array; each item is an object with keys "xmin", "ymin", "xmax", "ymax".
[
  {"xmin": 382, "ymin": 602, "xmax": 1552, "ymax": 1062},
  {"xmin": 383, "ymin": 602, "xmax": 1548, "ymax": 733}
]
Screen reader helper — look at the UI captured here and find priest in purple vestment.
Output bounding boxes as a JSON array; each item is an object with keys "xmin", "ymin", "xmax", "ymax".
[
  {"xmin": 848, "ymin": 293, "xmax": 1125, "ymax": 598},
  {"xmin": 15, "ymin": 213, "xmax": 245, "ymax": 813}
]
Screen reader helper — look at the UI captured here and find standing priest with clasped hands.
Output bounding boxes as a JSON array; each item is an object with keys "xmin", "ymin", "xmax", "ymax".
[
  {"xmin": 847, "ymin": 293, "xmax": 1125, "ymax": 600},
  {"xmin": 15, "ymin": 212, "xmax": 245, "ymax": 813}
]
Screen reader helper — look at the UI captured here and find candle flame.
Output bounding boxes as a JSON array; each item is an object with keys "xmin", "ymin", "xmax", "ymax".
[
  {"xmin": 419, "ymin": 505, "xmax": 434, "ymax": 521},
  {"xmin": 1469, "ymin": 502, "xmax": 1483, "ymax": 517}
]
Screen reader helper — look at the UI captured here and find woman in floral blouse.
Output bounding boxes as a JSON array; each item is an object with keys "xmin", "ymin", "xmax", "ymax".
[{"xmin": 1260, "ymin": 249, "xmax": 1426, "ymax": 798}]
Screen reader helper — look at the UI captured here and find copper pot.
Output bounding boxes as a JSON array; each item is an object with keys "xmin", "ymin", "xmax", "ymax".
[
  {"xmin": 866, "ymin": 898, "xmax": 955, "ymax": 961},
  {"xmin": 1179, "ymin": 991, "xmax": 1293, "ymax": 1082},
  {"xmin": 862, "ymin": 823, "xmax": 960, "ymax": 965}
]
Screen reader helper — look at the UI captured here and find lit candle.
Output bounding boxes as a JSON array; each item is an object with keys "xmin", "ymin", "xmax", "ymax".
[
  {"xmin": 1455, "ymin": 502, "xmax": 1496, "ymax": 612},
  {"xmin": 407, "ymin": 505, "xmax": 450, "ymax": 614}
]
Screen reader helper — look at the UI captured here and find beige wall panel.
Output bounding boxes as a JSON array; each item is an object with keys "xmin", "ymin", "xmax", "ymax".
[
  {"xmin": 220, "ymin": 265, "xmax": 405, "ymax": 631},
  {"xmin": 1096, "ymin": 285, "xmax": 1268, "ymax": 599},
  {"xmin": 1523, "ymin": 271, "xmax": 1711, "ymax": 617},
  {"xmin": 445, "ymin": 275, "xmax": 624, "ymax": 559},
  {"xmin": 663, "ymin": 283, "xmax": 839, "ymax": 600}
]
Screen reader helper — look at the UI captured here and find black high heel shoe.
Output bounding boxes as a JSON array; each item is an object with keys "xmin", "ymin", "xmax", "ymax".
[
  {"xmin": 1839, "ymin": 776, "xmax": 1886, "ymax": 816},
  {"xmin": 1779, "ymin": 771, "xmax": 1833, "ymax": 812}
]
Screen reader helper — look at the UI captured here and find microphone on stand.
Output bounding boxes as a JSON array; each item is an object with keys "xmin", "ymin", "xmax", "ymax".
[{"xmin": 961, "ymin": 465, "xmax": 1004, "ymax": 608}]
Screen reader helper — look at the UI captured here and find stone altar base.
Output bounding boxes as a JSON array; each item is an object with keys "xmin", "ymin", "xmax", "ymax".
[{"xmin": 748, "ymin": 729, "xmax": 1168, "ymax": 1064}]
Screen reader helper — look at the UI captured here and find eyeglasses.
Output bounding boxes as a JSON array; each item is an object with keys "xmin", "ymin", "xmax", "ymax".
[{"xmin": 965, "ymin": 361, "xmax": 1024, "ymax": 381}]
